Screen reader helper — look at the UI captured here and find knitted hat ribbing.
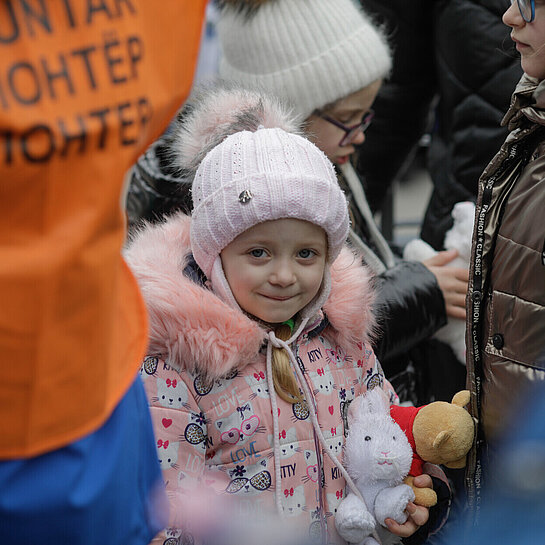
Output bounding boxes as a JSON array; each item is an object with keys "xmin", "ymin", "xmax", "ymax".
[
  {"xmin": 191, "ymin": 127, "xmax": 349, "ymax": 281},
  {"xmin": 217, "ymin": 0, "xmax": 392, "ymax": 118}
]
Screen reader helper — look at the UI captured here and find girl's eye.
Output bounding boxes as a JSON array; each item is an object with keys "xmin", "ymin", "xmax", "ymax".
[
  {"xmin": 249, "ymin": 249, "xmax": 266, "ymax": 258},
  {"xmin": 298, "ymin": 249, "xmax": 316, "ymax": 259}
]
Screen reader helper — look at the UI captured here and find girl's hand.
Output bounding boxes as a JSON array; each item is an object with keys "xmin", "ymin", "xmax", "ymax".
[
  {"xmin": 384, "ymin": 474, "xmax": 431, "ymax": 538},
  {"xmin": 423, "ymin": 249, "xmax": 469, "ymax": 320}
]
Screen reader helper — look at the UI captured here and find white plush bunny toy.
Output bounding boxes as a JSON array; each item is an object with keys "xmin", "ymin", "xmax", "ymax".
[
  {"xmin": 403, "ymin": 201, "xmax": 476, "ymax": 364},
  {"xmin": 335, "ymin": 388, "xmax": 414, "ymax": 545}
]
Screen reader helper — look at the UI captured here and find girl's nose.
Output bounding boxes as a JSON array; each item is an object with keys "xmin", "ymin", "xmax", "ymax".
[{"xmin": 270, "ymin": 262, "xmax": 296, "ymax": 286}]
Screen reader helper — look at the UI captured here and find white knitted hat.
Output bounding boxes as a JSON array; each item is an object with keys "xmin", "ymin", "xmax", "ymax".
[
  {"xmin": 217, "ymin": 0, "xmax": 392, "ymax": 118},
  {"xmin": 190, "ymin": 126, "xmax": 350, "ymax": 313}
]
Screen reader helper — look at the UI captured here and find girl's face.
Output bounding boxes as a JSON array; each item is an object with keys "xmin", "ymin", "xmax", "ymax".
[
  {"xmin": 504, "ymin": 0, "xmax": 545, "ymax": 79},
  {"xmin": 305, "ymin": 80, "xmax": 382, "ymax": 166},
  {"xmin": 220, "ymin": 219, "xmax": 327, "ymax": 325}
]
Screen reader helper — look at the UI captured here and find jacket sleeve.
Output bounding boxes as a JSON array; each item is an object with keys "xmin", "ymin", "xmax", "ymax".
[
  {"xmin": 402, "ymin": 464, "xmax": 451, "ymax": 545},
  {"xmin": 125, "ymin": 137, "xmax": 193, "ymax": 232},
  {"xmin": 371, "ymin": 260, "xmax": 447, "ymax": 365},
  {"xmin": 355, "ymin": 0, "xmax": 437, "ymax": 212},
  {"xmin": 140, "ymin": 359, "xmax": 207, "ymax": 545}
]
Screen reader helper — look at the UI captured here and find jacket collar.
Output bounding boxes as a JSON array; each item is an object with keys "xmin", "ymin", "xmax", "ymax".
[
  {"xmin": 503, "ymin": 74, "xmax": 545, "ymax": 130},
  {"xmin": 125, "ymin": 213, "xmax": 376, "ymax": 380}
]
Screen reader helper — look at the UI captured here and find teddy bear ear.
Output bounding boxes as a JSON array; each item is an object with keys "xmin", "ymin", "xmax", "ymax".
[
  {"xmin": 432, "ymin": 429, "xmax": 453, "ymax": 450},
  {"xmin": 451, "ymin": 390, "xmax": 470, "ymax": 408}
]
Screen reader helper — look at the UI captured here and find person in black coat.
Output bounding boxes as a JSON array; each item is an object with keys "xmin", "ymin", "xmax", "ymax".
[{"xmin": 356, "ymin": 0, "xmax": 522, "ymax": 250}]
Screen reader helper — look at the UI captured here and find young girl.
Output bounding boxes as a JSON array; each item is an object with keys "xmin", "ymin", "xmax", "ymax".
[
  {"xmin": 465, "ymin": 0, "xmax": 545, "ymax": 521},
  {"xmin": 125, "ymin": 87, "xmax": 433, "ymax": 544},
  {"xmin": 126, "ymin": 0, "xmax": 469, "ymax": 406}
]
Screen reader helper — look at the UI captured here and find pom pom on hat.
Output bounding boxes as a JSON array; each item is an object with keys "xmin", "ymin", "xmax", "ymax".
[
  {"xmin": 172, "ymin": 83, "xmax": 302, "ymax": 175},
  {"xmin": 217, "ymin": 0, "xmax": 392, "ymax": 118}
]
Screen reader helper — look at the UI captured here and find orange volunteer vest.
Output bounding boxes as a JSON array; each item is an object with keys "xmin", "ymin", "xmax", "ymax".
[{"xmin": 0, "ymin": 0, "xmax": 206, "ymax": 458}]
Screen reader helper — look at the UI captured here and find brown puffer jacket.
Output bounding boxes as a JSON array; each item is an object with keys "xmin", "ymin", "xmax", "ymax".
[{"xmin": 465, "ymin": 74, "xmax": 545, "ymax": 521}]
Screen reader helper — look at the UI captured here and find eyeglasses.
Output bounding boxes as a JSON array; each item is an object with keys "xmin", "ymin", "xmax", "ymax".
[
  {"xmin": 513, "ymin": 0, "xmax": 535, "ymax": 22},
  {"xmin": 319, "ymin": 109, "xmax": 375, "ymax": 147}
]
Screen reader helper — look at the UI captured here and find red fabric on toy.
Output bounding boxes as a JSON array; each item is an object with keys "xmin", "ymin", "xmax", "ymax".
[{"xmin": 390, "ymin": 405, "xmax": 425, "ymax": 476}]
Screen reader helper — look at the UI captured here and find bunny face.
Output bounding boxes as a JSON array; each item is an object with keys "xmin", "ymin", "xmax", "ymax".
[{"xmin": 345, "ymin": 389, "xmax": 413, "ymax": 486}]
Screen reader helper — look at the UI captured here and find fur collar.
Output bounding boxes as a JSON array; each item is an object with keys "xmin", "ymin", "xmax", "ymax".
[{"xmin": 125, "ymin": 213, "xmax": 376, "ymax": 379}]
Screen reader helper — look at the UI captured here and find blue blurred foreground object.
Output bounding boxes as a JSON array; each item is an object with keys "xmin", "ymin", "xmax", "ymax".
[
  {"xmin": 447, "ymin": 381, "xmax": 545, "ymax": 544},
  {"xmin": 0, "ymin": 377, "xmax": 166, "ymax": 545}
]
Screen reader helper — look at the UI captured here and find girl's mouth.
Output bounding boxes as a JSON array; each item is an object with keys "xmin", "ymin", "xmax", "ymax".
[{"xmin": 261, "ymin": 294, "xmax": 294, "ymax": 301}]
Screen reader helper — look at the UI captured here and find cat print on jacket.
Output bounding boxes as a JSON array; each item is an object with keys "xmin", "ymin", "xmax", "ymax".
[
  {"xmin": 244, "ymin": 369, "xmax": 270, "ymax": 399},
  {"xmin": 267, "ymin": 427, "xmax": 302, "ymax": 459},
  {"xmin": 309, "ymin": 364, "xmax": 336, "ymax": 396},
  {"xmin": 155, "ymin": 375, "xmax": 190, "ymax": 410},
  {"xmin": 157, "ymin": 437, "xmax": 179, "ymax": 471}
]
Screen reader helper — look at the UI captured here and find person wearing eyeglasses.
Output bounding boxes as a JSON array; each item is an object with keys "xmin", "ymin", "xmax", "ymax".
[
  {"xmin": 310, "ymin": 104, "xmax": 376, "ymax": 166},
  {"xmin": 461, "ymin": 0, "xmax": 545, "ymax": 525}
]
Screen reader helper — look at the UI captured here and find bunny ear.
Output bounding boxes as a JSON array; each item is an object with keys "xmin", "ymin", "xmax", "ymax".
[
  {"xmin": 364, "ymin": 388, "xmax": 390, "ymax": 414},
  {"xmin": 350, "ymin": 388, "xmax": 390, "ymax": 420},
  {"xmin": 348, "ymin": 395, "xmax": 363, "ymax": 421}
]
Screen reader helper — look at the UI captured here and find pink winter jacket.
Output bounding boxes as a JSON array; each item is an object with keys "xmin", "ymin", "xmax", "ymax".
[{"xmin": 125, "ymin": 214, "xmax": 398, "ymax": 545}]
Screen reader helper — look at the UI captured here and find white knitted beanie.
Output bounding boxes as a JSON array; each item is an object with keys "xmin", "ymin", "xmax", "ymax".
[
  {"xmin": 217, "ymin": 0, "xmax": 392, "ymax": 118},
  {"xmin": 190, "ymin": 126, "xmax": 350, "ymax": 313}
]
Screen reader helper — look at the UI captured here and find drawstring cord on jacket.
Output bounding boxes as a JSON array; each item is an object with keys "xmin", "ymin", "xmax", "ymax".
[
  {"xmin": 265, "ymin": 319, "xmax": 371, "ymax": 517},
  {"xmin": 265, "ymin": 319, "xmax": 384, "ymax": 544}
]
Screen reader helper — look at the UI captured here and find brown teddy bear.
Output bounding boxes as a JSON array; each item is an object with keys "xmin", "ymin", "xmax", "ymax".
[{"xmin": 390, "ymin": 390, "xmax": 475, "ymax": 507}]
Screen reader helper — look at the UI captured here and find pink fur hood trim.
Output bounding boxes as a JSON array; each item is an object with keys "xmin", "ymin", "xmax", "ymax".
[{"xmin": 124, "ymin": 213, "xmax": 376, "ymax": 379}]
